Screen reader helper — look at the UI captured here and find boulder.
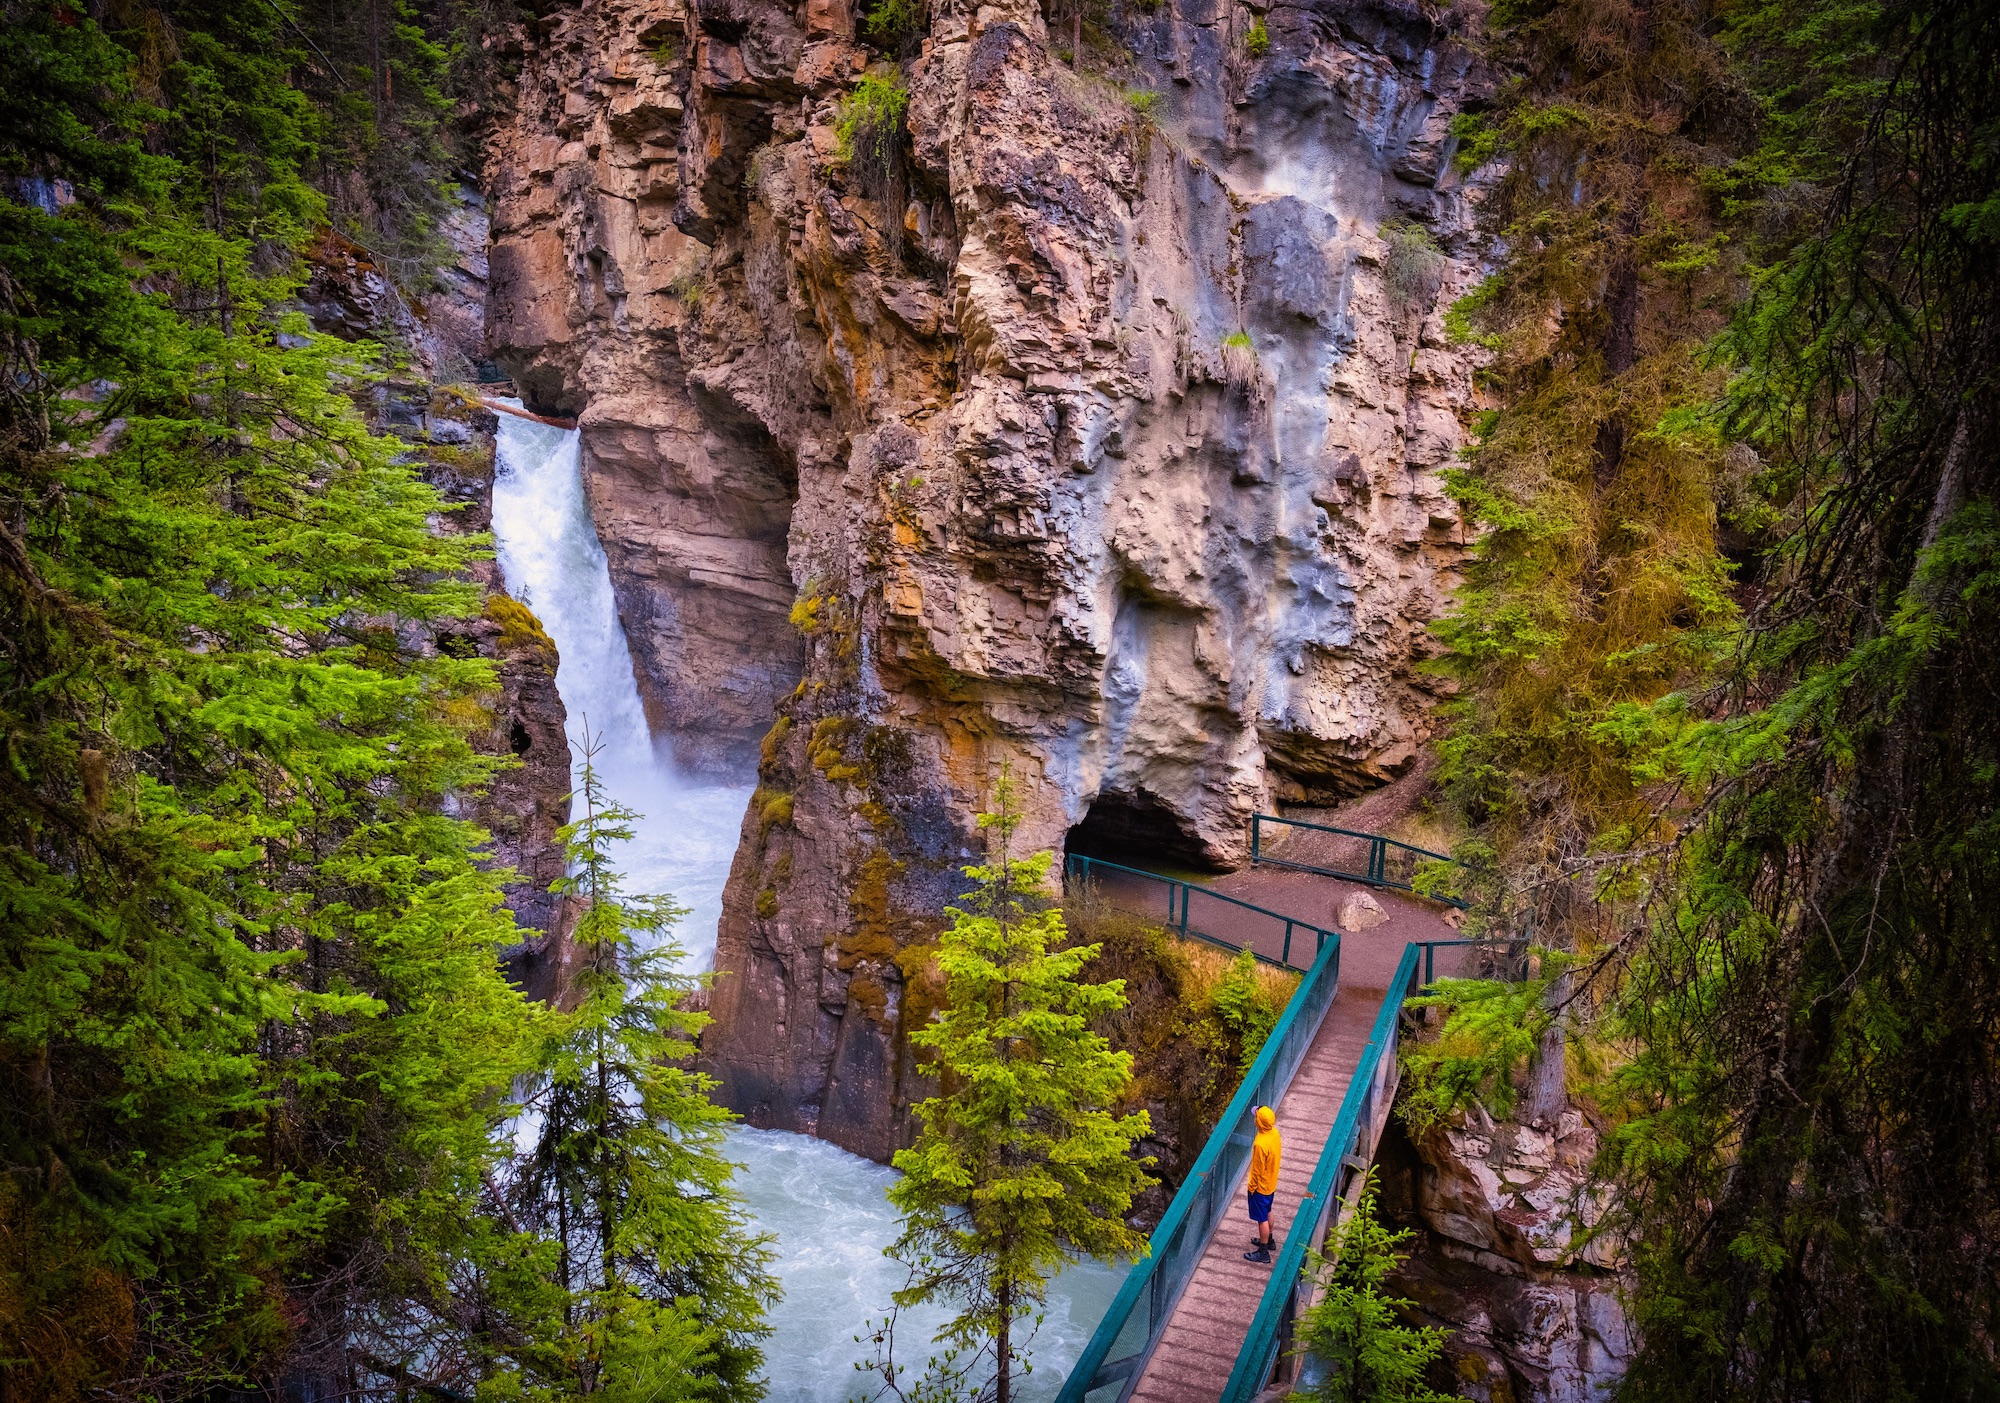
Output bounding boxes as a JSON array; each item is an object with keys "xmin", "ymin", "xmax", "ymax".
[{"xmin": 1339, "ymin": 888, "xmax": 1390, "ymax": 931}]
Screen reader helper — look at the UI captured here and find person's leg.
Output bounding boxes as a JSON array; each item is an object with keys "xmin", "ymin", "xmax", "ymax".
[{"xmin": 1244, "ymin": 1193, "xmax": 1274, "ymax": 1260}]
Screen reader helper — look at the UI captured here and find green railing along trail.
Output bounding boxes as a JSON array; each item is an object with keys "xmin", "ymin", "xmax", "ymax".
[
  {"xmin": 1051, "ymin": 932, "xmax": 1346, "ymax": 1403},
  {"xmin": 1249, "ymin": 813, "xmax": 1468, "ymax": 908}
]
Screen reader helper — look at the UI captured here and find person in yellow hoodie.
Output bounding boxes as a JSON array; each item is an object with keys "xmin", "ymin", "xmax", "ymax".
[{"xmin": 1243, "ymin": 1105, "xmax": 1281, "ymax": 1263}]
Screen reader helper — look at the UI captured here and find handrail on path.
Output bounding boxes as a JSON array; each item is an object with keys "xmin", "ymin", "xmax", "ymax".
[
  {"xmin": 1250, "ymin": 813, "xmax": 1468, "ymax": 909},
  {"xmin": 1219, "ymin": 938, "xmax": 1529, "ymax": 1403},
  {"xmin": 1051, "ymin": 931, "xmax": 1346, "ymax": 1403},
  {"xmin": 1064, "ymin": 852, "xmax": 1339, "ymax": 973}
]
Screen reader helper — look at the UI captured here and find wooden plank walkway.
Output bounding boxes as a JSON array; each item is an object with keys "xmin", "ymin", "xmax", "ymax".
[{"xmin": 1127, "ymin": 986, "xmax": 1385, "ymax": 1403}]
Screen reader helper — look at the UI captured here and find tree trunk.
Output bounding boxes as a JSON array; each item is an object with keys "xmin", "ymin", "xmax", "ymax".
[
  {"xmin": 996, "ymin": 1275, "xmax": 1013, "ymax": 1403},
  {"xmin": 1523, "ymin": 967, "xmax": 1571, "ymax": 1125}
]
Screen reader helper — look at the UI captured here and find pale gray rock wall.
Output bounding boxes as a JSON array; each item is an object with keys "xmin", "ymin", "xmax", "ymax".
[
  {"xmin": 484, "ymin": 0, "xmax": 1497, "ymax": 1158},
  {"xmin": 1377, "ymin": 1104, "xmax": 1635, "ymax": 1403}
]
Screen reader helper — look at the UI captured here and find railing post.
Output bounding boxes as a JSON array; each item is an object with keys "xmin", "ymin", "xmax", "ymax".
[
  {"xmin": 1252, "ymin": 815, "xmax": 1261, "ymax": 866},
  {"xmin": 1283, "ymin": 921, "xmax": 1293, "ymax": 967},
  {"xmin": 1179, "ymin": 884, "xmax": 1190, "ymax": 937}
]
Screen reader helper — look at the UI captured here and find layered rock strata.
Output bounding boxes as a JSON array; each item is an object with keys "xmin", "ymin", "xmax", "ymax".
[
  {"xmin": 485, "ymin": 0, "xmax": 1495, "ymax": 1158},
  {"xmin": 1376, "ymin": 1105, "xmax": 1634, "ymax": 1403}
]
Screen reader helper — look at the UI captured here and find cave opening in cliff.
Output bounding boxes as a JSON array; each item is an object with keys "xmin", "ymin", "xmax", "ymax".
[{"xmin": 1065, "ymin": 788, "xmax": 1218, "ymax": 872}]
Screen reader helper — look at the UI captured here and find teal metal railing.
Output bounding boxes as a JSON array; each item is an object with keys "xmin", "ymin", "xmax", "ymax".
[
  {"xmin": 1219, "ymin": 938, "xmax": 1531, "ymax": 1402},
  {"xmin": 1064, "ymin": 852, "xmax": 1338, "ymax": 972},
  {"xmin": 1249, "ymin": 813, "xmax": 1467, "ymax": 908},
  {"xmin": 1051, "ymin": 930, "xmax": 1346, "ymax": 1403}
]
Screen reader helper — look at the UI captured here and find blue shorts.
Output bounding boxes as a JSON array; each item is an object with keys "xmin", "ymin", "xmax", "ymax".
[{"xmin": 1246, "ymin": 1191, "xmax": 1274, "ymax": 1223}]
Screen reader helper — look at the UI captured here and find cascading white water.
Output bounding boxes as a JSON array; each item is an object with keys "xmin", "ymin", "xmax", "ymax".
[
  {"xmin": 489, "ymin": 404, "xmax": 747, "ymax": 969},
  {"xmin": 486, "ymin": 407, "xmax": 1126, "ymax": 1399}
]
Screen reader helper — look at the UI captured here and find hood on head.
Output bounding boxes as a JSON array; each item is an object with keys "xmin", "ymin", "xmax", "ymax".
[{"xmin": 1256, "ymin": 1106, "xmax": 1276, "ymax": 1131}]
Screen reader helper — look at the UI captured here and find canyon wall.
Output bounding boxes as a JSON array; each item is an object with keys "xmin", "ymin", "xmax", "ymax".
[
  {"xmin": 1377, "ymin": 1103, "xmax": 1633, "ymax": 1403},
  {"xmin": 485, "ymin": 0, "xmax": 1495, "ymax": 1159}
]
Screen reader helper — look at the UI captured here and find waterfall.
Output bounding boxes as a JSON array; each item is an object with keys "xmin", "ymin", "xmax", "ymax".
[
  {"xmin": 486, "ymin": 406, "xmax": 1123, "ymax": 1400},
  {"xmin": 488, "ymin": 404, "xmax": 746, "ymax": 970}
]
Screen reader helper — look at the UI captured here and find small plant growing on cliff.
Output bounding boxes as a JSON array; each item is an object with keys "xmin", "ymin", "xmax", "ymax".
[
  {"xmin": 863, "ymin": 0, "xmax": 929, "ymax": 53},
  {"xmin": 835, "ymin": 72, "xmax": 913, "ymax": 255},
  {"xmin": 857, "ymin": 769, "xmax": 1154, "ymax": 1403},
  {"xmin": 1245, "ymin": 17, "xmax": 1270, "ymax": 57},
  {"xmin": 1382, "ymin": 220, "xmax": 1447, "ymax": 333},
  {"xmin": 1291, "ymin": 1177, "xmax": 1453, "ymax": 1402},
  {"xmin": 834, "ymin": 72, "xmax": 911, "ymax": 178},
  {"xmin": 1222, "ymin": 329, "xmax": 1259, "ymax": 388},
  {"xmin": 1123, "ymin": 84, "xmax": 1163, "ymax": 121}
]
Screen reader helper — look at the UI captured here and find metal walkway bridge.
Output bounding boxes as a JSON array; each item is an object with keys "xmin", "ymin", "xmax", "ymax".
[{"xmin": 1057, "ymin": 816, "xmax": 1518, "ymax": 1403}]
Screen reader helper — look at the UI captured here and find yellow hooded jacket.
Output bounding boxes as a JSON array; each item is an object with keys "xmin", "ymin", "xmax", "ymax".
[{"xmin": 1248, "ymin": 1106, "xmax": 1281, "ymax": 1195}]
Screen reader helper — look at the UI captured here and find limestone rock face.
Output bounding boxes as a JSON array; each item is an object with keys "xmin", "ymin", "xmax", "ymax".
[
  {"xmin": 1378, "ymin": 1104, "xmax": 1634, "ymax": 1403},
  {"xmin": 484, "ymin": 2, "xmax": 806, "ymax": 775},
  {"xmin": 485, "ymin": 0, "xmax": 1496, "ymax": 1158}
]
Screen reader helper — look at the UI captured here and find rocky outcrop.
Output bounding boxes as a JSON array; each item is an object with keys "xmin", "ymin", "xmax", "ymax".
[
  {"xmin": 299, "ymin": 203, "xmax": 577, "ymax": 986},
  {"xmin": 301, "ymin": 190, "xmax": 492, "ymax": 382},
  {"xmin": 483, "ymin": 9, "xmax": 806, "ymax": 775},
  {"xmin": 484, "ymin": 0, "xmax": 1497, "ymax": 1158},
  {"xmin": 1376, "ymin": 1105, "xmax": 1634, "ymax": 1403}
]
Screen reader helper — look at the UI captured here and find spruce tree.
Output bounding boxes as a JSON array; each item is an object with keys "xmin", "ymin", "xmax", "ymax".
[
  {"xmin": 497, "ymin": 745, "xmax": 775, "ymax": 1399},
  {"xmin": 0, "ymin": 8, "xmax": 542, "ymax": 1392},
  {"xmin": 862, "ymin": 771, "xmax": 1153, "ymax": 1403},
  {"xmin": 1289, "ymin": 1183, "xmax": 1451, "ymax": 1403}
]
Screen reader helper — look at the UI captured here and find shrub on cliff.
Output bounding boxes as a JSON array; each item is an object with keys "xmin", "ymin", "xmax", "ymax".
[
  {"xmin": 1291, "ymin": 1180, "xmax": 1452, "ymax": 1403},
  {"xmin": 834, "ymin": 72, "xmax": 911, "ymax": 240}
]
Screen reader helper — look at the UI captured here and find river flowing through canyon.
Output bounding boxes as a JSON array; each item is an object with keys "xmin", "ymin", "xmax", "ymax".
[{"xmin": 487, "ymin": 409, "xmax": 1124, "ymax": 1400}]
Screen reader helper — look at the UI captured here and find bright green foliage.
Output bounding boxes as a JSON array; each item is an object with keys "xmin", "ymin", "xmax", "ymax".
[
  {"xmin": 1212, "ymin": 948, "xmax": 1280, "ymax": 1067},
  {"xmin": 833, "ymin": 71, "xmax": 911, "ymax": 250},
  {"xmin": 834, "ymin": 73, "xmax": 911, "ymax": 172},
  {"xmin": 1396, "ymin": 968, "xmax": 1560, "ymax": 1137},
  {"xmin": 1245, "ymin": 19, "xmax": 1270, "ymax": 57},
  {"xmin": 1123, "ymin": 85, "xmax": 1163, "ymax": 120},
  {"xmin": 497, "ymin": 752, "xmax": 776, "ymax": 1399},
  {"xmin": 0, "ymin": 6, "xmax": 539, "ymax": 1395},
  {"xmin": 1290, "ymin": 1181, "xmax": 1452, "ymax": 1403},
  {"xmin": 862, "ymin": 772, "xmax": 1153, "ymax": 1403},
  {"xmin": 863, "ymin": 0, "xmax": 930, "ymax": 53}
]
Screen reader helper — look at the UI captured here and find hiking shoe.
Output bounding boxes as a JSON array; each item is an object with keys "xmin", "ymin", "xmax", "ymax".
[{"xmin": 1244, "ymin": 1246, "xmax": 1272, "ymax": 1264}]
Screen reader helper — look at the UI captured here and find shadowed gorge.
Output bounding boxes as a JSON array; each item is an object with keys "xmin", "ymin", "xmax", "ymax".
[{"xmin": 3, "ymin": 0, "xmax": 1995, "ymax": 1398}]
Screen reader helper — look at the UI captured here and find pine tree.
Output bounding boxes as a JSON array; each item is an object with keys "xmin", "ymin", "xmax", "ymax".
[
  {"xmin": 1290, "ymin": 1182, "xmax": 1451, "ymax": 1403},
  {"xmin": 862, "ymin": 770, "xmax": 1153, "ymax": 1403},
  {"xmin": 495, "ymin": 744, "xmax": 775, "ymax": 1399}
]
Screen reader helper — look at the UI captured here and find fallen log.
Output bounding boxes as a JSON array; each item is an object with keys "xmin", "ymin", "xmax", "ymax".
[{"xmin": 478, "ymin": 397, "xmax": 577, "ymax": 430}]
